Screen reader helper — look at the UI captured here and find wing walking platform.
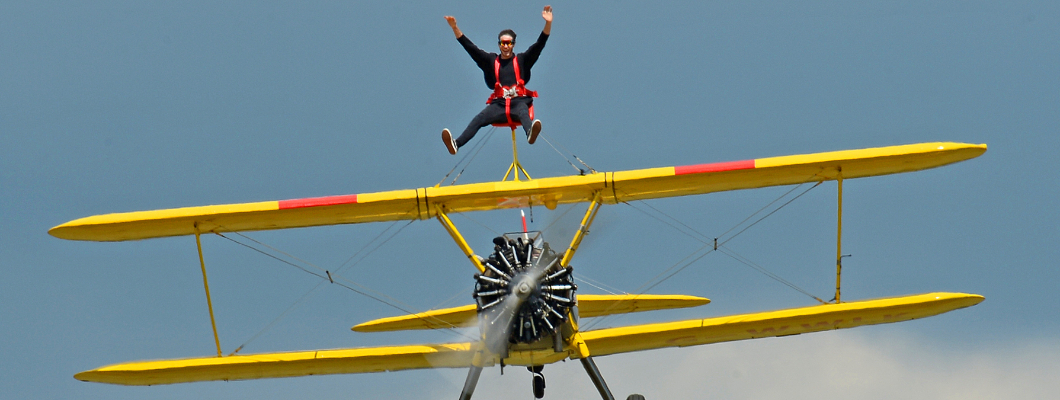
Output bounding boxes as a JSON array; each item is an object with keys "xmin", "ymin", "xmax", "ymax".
[{"xmin": 50, "ymin": 142, "xmax": 986, "ymax": 242}]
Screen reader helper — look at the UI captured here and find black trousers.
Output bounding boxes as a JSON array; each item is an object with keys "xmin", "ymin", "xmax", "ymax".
[{"xmin": 455, "ymin": 97, "xmax": 534, "ymax": 148}]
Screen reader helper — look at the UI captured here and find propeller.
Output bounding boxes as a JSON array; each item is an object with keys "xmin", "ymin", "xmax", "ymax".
[{"xmin": 458, "ymin": 232, "xmax": 576, "ymax": 400}]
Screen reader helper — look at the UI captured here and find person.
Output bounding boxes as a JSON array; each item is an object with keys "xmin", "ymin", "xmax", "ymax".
[{"xmin": 441, "ymin": 6, "xmax": 553, "ymax": 155}]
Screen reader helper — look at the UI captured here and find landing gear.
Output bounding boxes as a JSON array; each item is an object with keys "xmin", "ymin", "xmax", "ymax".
[
  {"xmin": 529, "ymin": 365, "xmax": 545, "ymax": 399},
  {"xmin": 580, "ymin": 356, "xmax": 615, "ymax": 400}
]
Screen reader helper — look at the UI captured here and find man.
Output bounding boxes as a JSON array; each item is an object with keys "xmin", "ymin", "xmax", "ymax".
[{"xmin": 441, "ymin": 6, "xmax": 553, "ymax": 155}]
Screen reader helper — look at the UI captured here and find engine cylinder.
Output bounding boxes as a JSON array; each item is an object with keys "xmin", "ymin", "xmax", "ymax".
[{"xmin": 474, "ymin": 233, "xmax": 576, "ymax": 344}]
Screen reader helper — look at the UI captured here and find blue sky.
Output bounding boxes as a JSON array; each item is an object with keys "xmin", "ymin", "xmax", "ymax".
[{"xmin": 2, "ymin": 1, "xmax": 1058, "ymax": 399}]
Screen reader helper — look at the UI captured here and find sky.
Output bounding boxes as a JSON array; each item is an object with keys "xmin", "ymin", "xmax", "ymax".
[{"xmin": 2, "ymin": 1, "xmax": 1058, "ymax": 399}]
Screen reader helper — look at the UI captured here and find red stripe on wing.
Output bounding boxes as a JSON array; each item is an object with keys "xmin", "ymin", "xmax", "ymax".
[
  {"xmin": 278, "ymin": 194, "xmax": 358, "ymax": 209},
  {"xmin": 674, "ymin": 160, "xmax": 756, "ymax": 175}
]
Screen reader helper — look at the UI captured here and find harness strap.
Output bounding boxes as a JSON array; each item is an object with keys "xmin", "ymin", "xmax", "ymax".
[
  {"xmin": 487, "ymin": 55, "xmax": 538, "ymax": 104},
  {"xmin": 504, "ymin": 98, "xmax": 513, "ymax": 125}
]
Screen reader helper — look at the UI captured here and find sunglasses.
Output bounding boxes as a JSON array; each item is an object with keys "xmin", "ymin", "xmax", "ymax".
[{"xmin": 499, "ymin": 40, "xmax": 514, "ymax": 46}]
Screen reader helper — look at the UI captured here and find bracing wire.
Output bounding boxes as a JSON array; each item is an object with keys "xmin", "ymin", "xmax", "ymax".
[
  {"xmin": 332, "ymin": 220, "xmax": 409, "ymax": 274},
  {"xmin": 716, "ymin": 181, "xmax": 823, "ymax": 248},
  {"xmin": 718, "ymin": 247, "xmax": 827, "ymax": 304},
  {"xmin": 229, "ymin": 279, "xmax": 327, "ymax": 355},
  {"xmin": 456, "ymin": 212, "xmax": 501, "ymax": 236},
  {"xmin": 581, "ymin": 179, "xmax": 826, "ymax": 330},
  {"xmin": 538, "ymin": 132, "xmax": 588, "ymax": 175},
  {"xmin": 575, "ymin": 273, "xmax": 621, "ymax": 295},
  {"xmin": 213, "ymin": 228, "xmax": 480, "ymax": 350},
  {"xmin": 717, "ymin": 182, "xmax": 818, "ymax": 241},
  {"xmin": 436, "ymin": 126, "xmax": 498, "ymax": 187}
]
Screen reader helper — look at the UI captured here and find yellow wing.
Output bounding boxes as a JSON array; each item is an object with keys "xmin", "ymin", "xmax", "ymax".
[
  {"xmin": 50, "ymin": 142, "xmax": 985, "ymax": 242},
  {"xmin": 75, "ymin": 292, "xmax": 981, "ymax": 385},
  {"xmin": 578, "ymin": 292, "xmax": 983, "ymax": 357},
  {"xmin": 351, "ymin": 294, "xmax": 711, "ymax": 332},
  {"xmin": 75, "ymin": 342, "xmax": 476, "ymax": 386}
]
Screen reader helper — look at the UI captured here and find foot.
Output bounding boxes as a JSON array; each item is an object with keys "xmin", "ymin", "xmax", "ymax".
[
  {"xmin": 442, "ymin": 128, "xmax": 458, "ymax": 155},
  {"xmin": 528, "ymin": 119, "xmax": 542, "ymax": 144}
]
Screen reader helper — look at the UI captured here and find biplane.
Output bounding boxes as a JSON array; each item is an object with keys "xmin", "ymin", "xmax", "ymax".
[{"xmin": 51, "ymin": 140, "xmax": 986, "ymax": 400}]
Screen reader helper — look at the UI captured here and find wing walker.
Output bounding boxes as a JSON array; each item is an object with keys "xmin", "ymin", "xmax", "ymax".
[{"xmin": 51, "ymin": 140, "xmax": 987, "ymax": 399}]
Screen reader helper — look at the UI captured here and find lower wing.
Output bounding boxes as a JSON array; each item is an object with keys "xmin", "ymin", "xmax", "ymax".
[
  {"xmin": 579, "ymin": 292, "xmax": 983, "ymax": 357},
  {"xmin": 75, "ymin": 292, "xmax": 980, "ymax": 385}
]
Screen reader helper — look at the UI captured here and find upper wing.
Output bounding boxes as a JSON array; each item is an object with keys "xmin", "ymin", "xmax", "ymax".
[
  {"xmin": 578, "ymin": 292, "xmax": 983, "ymax": 358},
  {"xmin": 351, "ymin": 294, "xmax": 711, "ymax": 332},
  {"xmin": 50, "ymin": 142, "xmax": 986, "ymax": 241},
  {"xmin": 75, "ymin": 342, "xmax": 475, "ymax": 386}
]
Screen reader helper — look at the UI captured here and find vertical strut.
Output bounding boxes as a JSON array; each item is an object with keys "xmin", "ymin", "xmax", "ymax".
[
  {"xmin": 835, "ymin": 169, "xmax": 843, "ymax": 304},
  {"xmin": 194, "ymin": 226, "xmax": 223, "ymax": 357}
]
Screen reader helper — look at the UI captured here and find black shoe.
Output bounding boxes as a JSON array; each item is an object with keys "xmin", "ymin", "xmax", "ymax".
[
  {"xmin": 442, "ymin": 129, "xmax": 458, "ymax": 155},
  {"xmin": 528, "ymin": 119, "xmax": 542, "ymax": 144}
]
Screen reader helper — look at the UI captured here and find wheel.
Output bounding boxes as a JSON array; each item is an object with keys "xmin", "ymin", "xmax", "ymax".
[
  {"xmin": 626, "ymin": 394, "xmax": 646, "ymax": 400},
  {"xmin": 532, "ymin": 373, "xmax": 546, "ymax": 398}
]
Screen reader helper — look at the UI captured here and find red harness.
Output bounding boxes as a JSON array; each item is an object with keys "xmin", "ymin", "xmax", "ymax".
[{"xmin": 486, "ymin": 55, "xmax": 538, "ymax": 127}]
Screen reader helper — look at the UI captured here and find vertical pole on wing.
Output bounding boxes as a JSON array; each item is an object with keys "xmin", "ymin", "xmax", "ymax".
[
  {"xmin": 194, "ymin": 225, "xmax": 223, "ymax": 357},
  {"xmin": 835, "ymin": 169, "xmax": 843, "ymax": 304}
]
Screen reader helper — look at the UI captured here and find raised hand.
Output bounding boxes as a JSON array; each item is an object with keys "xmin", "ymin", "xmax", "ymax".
[{"xmin": 444, "ymin": 15, "xmax": 463, "ymax": 38}]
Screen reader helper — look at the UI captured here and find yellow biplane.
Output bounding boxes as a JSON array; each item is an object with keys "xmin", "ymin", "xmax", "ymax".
[{"xmin": 51, "ymin": 141, "xmax": 986, "ymax": 400}]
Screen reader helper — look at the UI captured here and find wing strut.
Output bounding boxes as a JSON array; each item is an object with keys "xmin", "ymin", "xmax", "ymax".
[
  {"xmin": 194, "ymin": 225, "xmax": 223, "ymax": 357},
  {"xmin": 435, "ymin": 205, "xmax": 487, "ymax": 273},
  {"xmin": 834, "ymin": 169, "xmax": 844, "ymax": 303},
  {"xmin": 560, "ymin": 191, "xmax": 603, "ymax": 267}
]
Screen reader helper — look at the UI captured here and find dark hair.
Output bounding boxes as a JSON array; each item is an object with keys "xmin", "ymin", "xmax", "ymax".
[{"xmin": 498, "ymin": 29, "xmax": 517, "ymax": 42}]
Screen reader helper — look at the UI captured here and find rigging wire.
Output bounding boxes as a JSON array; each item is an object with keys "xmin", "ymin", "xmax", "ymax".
[
  {"xmin": 221, "ymin": 219, "xmax": 417, "ymax": 352},
  {"xmin": 213, "ymin": 228, "xmax": 480, "ymax": 350},
  {"xmin": 332, "ymin": 220, "xmax": 410, "ymax": 275},
  {"xmin": 581, "ymin": 179, "xmax": 825, "ymax": 331},
  {"xmin": 213, "ymin": 231, "xmax": 417, "ymax": 317},
  {"xmin": 435, "ymin": 126, "xmax": 498, "ymax": 187},
  {"xmin": 716, "ymin": 182, "xmax": 818, "ymax": 241},
  {"xmin": 718, "ymin": 247, "xmax": 827, "ymax": 304},
  {"xmin": 575, "ymin": 273, "xmax": 621, "ymax": 295},
  {"xmin": 539, "ymin": 202, "xmax": 581, "ymax": 235},
  {"xmin": 717, "ymin": 181, "xmax": 823, "ymax": 249},
  {"xmin": 228, "ymin": 279, "xmax": 327, "ymax": 356},
  {"xmin": 538, "ymin": 131, "xmax": 591, "ymax": 175},
  {"xmin": 456, "ymin": 212, "xmax": 501, "ymax": 236}
]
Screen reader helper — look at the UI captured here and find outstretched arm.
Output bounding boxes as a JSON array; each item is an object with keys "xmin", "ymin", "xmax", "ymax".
[
  {"xmin": 541, "ymin": 6, "xmax": 553, "ymax": 35},
  {"xmin": 445, "ymin": 15, "xmax": 463, "ymax": 38}
]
